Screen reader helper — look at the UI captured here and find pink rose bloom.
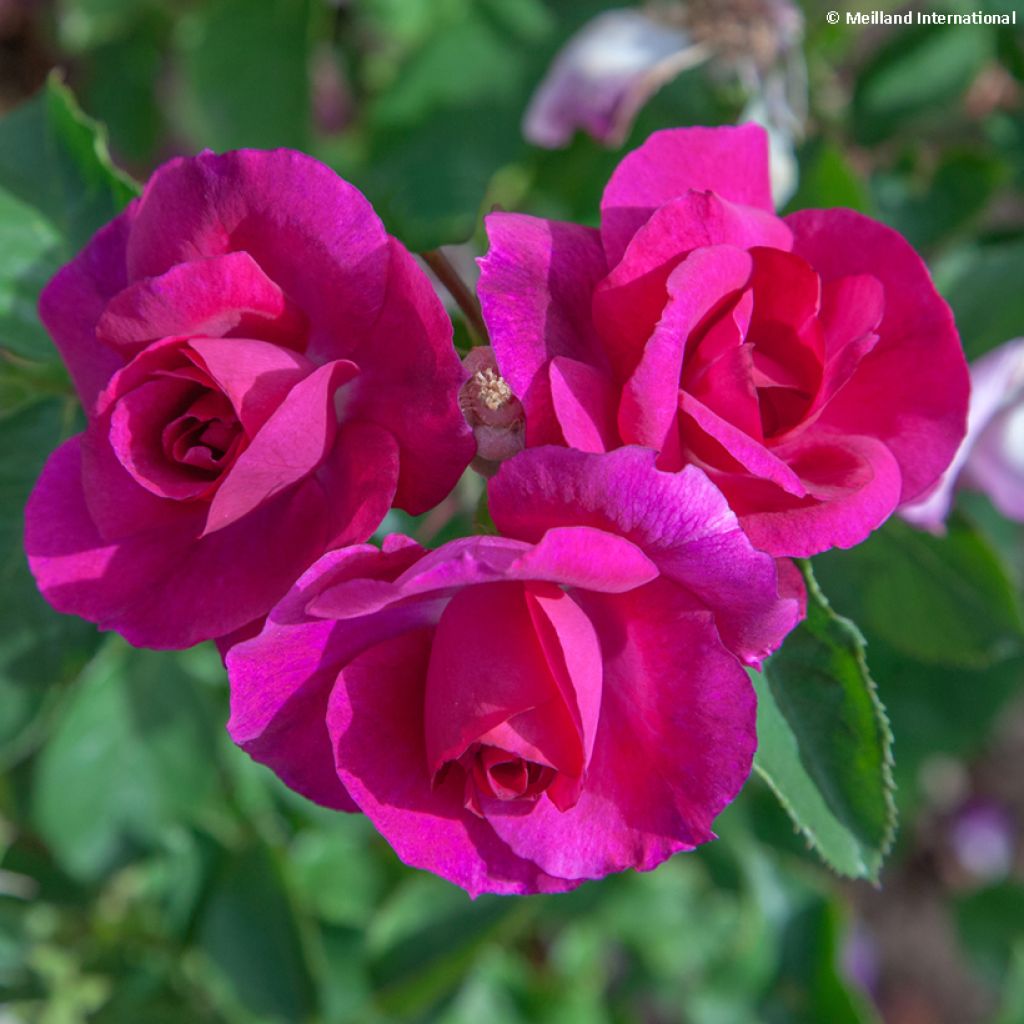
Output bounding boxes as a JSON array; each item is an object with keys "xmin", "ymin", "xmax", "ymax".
[
  {"xmin": 902, "ymin": 338, "xmax": 1024, "ymax": 530},
  {"xmin": 478, "ymin": 125, "xmax": 969, "ymax": 557},
  {"xmin": 226, "ymin": 446, "xmax": 799, "ymax": 896},
  {"xmin": 25, "ymin": 150, "xmax": 473, "ymax": 648}
]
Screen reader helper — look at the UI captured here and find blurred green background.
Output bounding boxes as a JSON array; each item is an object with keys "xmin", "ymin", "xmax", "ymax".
[{"xmin": 2, "ymin": 1, "xmax": 1024, "ymax": 1022}]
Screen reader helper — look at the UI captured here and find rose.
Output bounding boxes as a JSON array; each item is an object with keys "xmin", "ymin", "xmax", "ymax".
[
  {"xmin": 902, "ymin": 338, "xmax": 1024, "ymax": 530},
  {"xmin": 25, "ymin": 150, "xmax": 473, "ymax": 648},
  {"xmin": 478, "ymin": 125, "xmax": 969, "ymax": 557},
  {"xmin": 226, "ymin": 447, "xmax": 798, "ymax": 895}
]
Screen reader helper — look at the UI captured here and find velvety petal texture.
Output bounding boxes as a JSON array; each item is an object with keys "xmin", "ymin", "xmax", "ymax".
[
  {"xmin": 226, "ymin": 447, "xmax": 798, "ymax": 896},
  {"xmin": 26, "ymin": 149, "xmax": 473, "ymax": 648},
  {"xmin": 478, "ymin": 124, "xmax": 970, "ymax": 557}
]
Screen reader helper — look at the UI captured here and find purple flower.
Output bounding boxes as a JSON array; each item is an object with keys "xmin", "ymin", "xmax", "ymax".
[
  {"xmin": 902, "ymin": 338, "xmax": 1024, "ymax": 530},
  {"xmin": 522, "ymin": 2, "xmax": 807, "ymax": 203},
  {"xmin": 24, "ymin": 150, "xmax": 473, "ymax": 649},
  {"xmin": 226, "ymin": 446, "xmax": 798, "ymax": 896}
]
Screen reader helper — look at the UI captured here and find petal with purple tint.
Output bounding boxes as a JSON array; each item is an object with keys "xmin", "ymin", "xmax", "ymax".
[
  {"xmin": 489, "ymin": 446, "xmax": 798, "ymax": 665},
  {"xmin": 523, "ymin": 8, "xmax": 697, "ymax": 149},
  {"xmin": 478, "ymin": 213, "xmax": 609, "ymax": 447},
  {"xmin": 96, "ymin": 251, "xmax": 307, "ymax": 356},
  {"xmin": 345, "ymin": 238, "xmax": 474, "ymax": 515},
  {"xmin": 787, "ymin": 208, "xmax": 968, "ymax": 504},
  {"xmin": 601, "ymin": 124, "xmax": 775, "ymax": 264},
  {"xmin": 38, "ymin": 208, "xmax": 134, "ymax": 413},
  {"xmin": 125, "ymin": 149, "xmax": 390, "ymax": 361}
]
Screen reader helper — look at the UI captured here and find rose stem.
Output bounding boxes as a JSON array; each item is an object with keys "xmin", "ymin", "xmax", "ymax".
[{"xmin": 422, "ymin": 248, "xmax": 489, "ymax": 346}]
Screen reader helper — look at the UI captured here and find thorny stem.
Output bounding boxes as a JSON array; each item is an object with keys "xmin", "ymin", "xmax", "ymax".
[{"xmin": 422, "ymin": 248, "xmax": 489, "ymax": 347}]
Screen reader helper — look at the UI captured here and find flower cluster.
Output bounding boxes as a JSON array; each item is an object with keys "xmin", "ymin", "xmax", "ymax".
[{"xmin": 25, "ymin": 128, "xmax": 968, "ymax": 895}]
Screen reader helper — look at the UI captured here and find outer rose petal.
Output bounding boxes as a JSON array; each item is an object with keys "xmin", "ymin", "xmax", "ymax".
[
  {"xmin": 124, "ymin": 149, "xmax": 391, "ymax": 361},
  {"xmin": 96, "ymin": 251, "xmax": 306, "ymax": 357},
  {"xmin": 548, "ymin": 356, "xmax": 619, "ymax": 453},
  {"xmin": 327, "ymin": 629, "xmax": 578, "ymax": 896},
  {"xmin": 319, "ymin": 420, "xmax": 401, "ymax": 549},
  {"xmin": 787, "ymin": 208, "xmax": 969, "ymax": 504},
  {"xmin": 346, "ymin": 238, "xmax": 474, "ymax": 514},
  {"xmin": 25, "ymin": 436, "xmax": 331, "ymax": 648},
  {"xmin": 600, "ymin": 124, "xmax": 775, "ymax": 264},
  {"xmin": 489, "ymin": 446, "xmax": 798, "ymax": 665},
  {"xmin": 38, "ymin": 208, "xmax": 135, "ymax": 412},
  {"xmin": 482, "ymin": 583, "xmax": 756, "ymax": 880},
  {"xmin": 719, "ymin": 431, "xmax": 904, "ymax": 556},
  {"xmin": 308, "ymin": 528, "xmax": 657, "ymax": 620},
  {"xmin": 478, "ymin": 213, "xmax": 609, "ymax": 447},
  {"xmin": 226, "ymin": 542, "xmax": 429, "ymax": 812}
]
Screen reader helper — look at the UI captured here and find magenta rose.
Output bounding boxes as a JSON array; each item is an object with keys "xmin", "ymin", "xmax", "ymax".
[
  {"xmin": 478, "ymin": 125, "xmax": 969, "ymax": 556},
  {"xmin": 227, "ymin": 447, "xmax": 798, "ymax": 895},
  {"xmin": 25, "ymin": 150, "xmax": 473, "ymax": 648}
]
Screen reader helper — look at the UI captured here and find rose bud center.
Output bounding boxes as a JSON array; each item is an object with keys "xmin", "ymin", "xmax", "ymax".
[
  {"xmin": 423, "ymin": 581, "xmax": 598, "ymax": 819},
  {"xmin": 680, "ymin": 247, "xmax": 835, "ymax": 444}
]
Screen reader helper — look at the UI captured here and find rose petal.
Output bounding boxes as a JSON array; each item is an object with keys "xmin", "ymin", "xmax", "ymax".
[
  {"xmin": 327, "ymin": 629, "xmax": 577, "ymax": 896},
  {"xmin": 601, "ymin": 124, "xmax": 775, "ymax": 264},
  {"xmin": 787, "ymin": 208, "xmax": 968, "ymax": 504},
  {"xmin": 594, "ymin": 191, "xmax": 791, "ymax": 369},
  {"xmin": 423, "ymin": 582, "xmax": 579, "ymax": 774},
  {"xmin": 489, "ymin": 446, "xmax": 798, "ymax": 665},
  {"xmin": 344, "ymin": 238, "xmax": 474, "ymax": 515},
  {"xmin": 186, "ymin": 336, "xmax": 315, "ymax": 436},
  {"xmin": 125, "ymin": 149, "xmax": 391, "ymax": 361},
  {"xmin": 25, "ymin": 435, "xmax": 331, "ymax": 648},
  {"xmin": 479, "ymin": 213, "xmax": 609, "ymax": 447},
  {"xmin": 96, "ymin": 251, "xmax": 307, "ymax": 356},
  {"xmin": 482, "ymin": 585, "xmax": 756, "ymax": 880},
  {"xmin": 38, "ymin": 208, "xmax": 134, "ymax": 413},
  {"xmin": 723, "ymin": 431, "xmax": 904, "ymax": 556},
  {"xmin": 522, "ymin": 9, "xmax": 696, "ymax": 149},
  {"xmin": 203, "ymin": 359, "xmax": 358, "ymax": 536},
  {"xmin": 548, "ymin": 356, "xmax": 619, "ymax": 453},
  {"xmin": 619, "ymin": 246, "xmax": 754, "ymax": 450}
]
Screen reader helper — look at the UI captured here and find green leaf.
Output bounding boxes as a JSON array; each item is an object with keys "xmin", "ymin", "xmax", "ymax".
[
  {"xmin": 31, "ymin": 641, "xmax": 220, "ymax": 881},
  {"xmin": 323, "ymin": 0, "xmax": 554, "ymax": 250},
  {"xmin": 753, "ymin": 562, "xmax": 895, "ymax": 880},
  {"xmin": 872, "ymin": 148, "xmax": 1007, "ymax": 252},
  {"xmin": 0, "ymin": 399, "xmax": 98, "ymax": 767},
  {"xmin": 814, "ymin": 517, "xmax": 1024, "ymax": 669},
  {"xmin": 174, "ymin": 0, "xmax": 314, "ymax": 151},
  {"xmin": 853, "ymin": 23, "xmax": 994, "ymax": 143},
  {"xmin": 367, "ymin": 875, "xmax": 525, "ymax": 1018},
  {"xmin": 288, "ymin": 822, "xmax": 386, "ymax": 928},
  {"xmin": 0, "ymin": 73, "xmax": 139, "ymax": 364},
  {"xmin": 786, "ymin": 141, "xmax": 872, "ymax": 215},
  {"xmin": 197, "ymin": 843, "xmax": 317, "ymax": 1023},
  {"xmin": 0, "ymin": 72, "xmax": 138, "ymax": 253},
  {"xmin": 934, "ymin": 239, "xmax": 1024, "ymax": 360}
]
